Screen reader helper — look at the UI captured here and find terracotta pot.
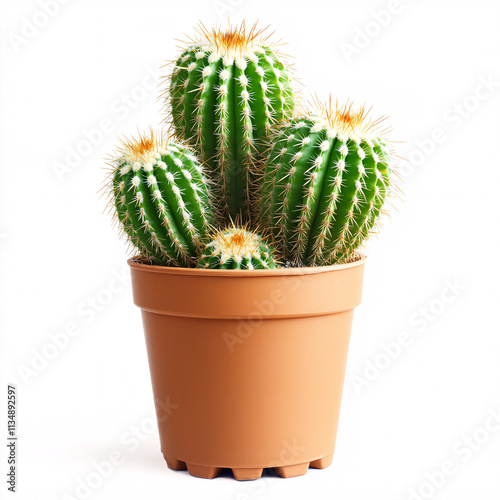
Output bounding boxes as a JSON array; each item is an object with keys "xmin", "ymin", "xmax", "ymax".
[{"xmin": 128, "ymin": 255, "xmax": 366, "ymax": 480}]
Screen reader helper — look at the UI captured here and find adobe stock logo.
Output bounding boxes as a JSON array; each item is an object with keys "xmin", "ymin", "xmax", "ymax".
[
  {"xmin": 8, "ymin": 0, "xmax": 72, "ymax": 54},
  {"xmin": 340, "ymin": 0, "xmax": 404, "ymax": 63},
  {"xmin": 51, "ymin": 66, "xmax": 159, "ymax": 181},
  {"xmin": 60, "ymin": 398, "xmax": 178, "ymax": 500},
  {"xmin": 213, "ymin": 0, "xmax": 244, "ymax": 21},
  {"xmin": 350, "ymin": 278, "xmax": 466, "ymax": 394},
  {"xmin": 401, "ymin": 74, "xmax": 500, "ymax": 179},
  {"xmin": 407, "ymin": 405, "xmax": 500, "ymax": 500},
  {"xmin": 17, "ymin": 266, "xmax": 131, "ymax": 384},
  {"xmin": 222, "ymin": 276, "xmax": 303, "ymax": 353}
]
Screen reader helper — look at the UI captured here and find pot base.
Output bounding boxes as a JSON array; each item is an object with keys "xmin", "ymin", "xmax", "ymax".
[{"xmin": 163, "ymin": 454, "xmax": 334, "ymax": 480}]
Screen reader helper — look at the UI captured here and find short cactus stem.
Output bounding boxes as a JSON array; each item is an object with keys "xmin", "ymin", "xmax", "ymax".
[
  {"xmin": 197, "ymin": 226, "xmax": 279, "ymax": 270},
  {"xmin": 261, "ymin": 99, "xmax": 396, "ymax": 266},
  {"xmin": 109, "ymin": 130, "xmax": 213, "ymax": 267},
  {"xmin": 166, "ymin": 22, "xmax": 295, "ymax": 224}
]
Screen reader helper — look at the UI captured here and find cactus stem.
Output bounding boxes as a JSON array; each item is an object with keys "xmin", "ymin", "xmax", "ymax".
[
  {"xmin": 166, "ymin": 22, "xmax": 296, "ymax": 224},
  {"xmin": 262, "ymin": 97, "xmax": 397, "ymax": 265},
  {"xmin": 107, "ymin": 129, "xmax": 213, "ymax": 266}
]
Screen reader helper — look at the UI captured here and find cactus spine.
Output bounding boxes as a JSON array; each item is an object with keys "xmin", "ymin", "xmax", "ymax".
[
  {"xmin": 261, "ymin": 101, "xmax": 395, "ymax": 266},
  {"xmin": 198, "ymin": 226, "xmax": 278, "ymax": 269},
  {"xmin": 167, "ymin": 23, "xmax": 295, "ymax": 224},
  {"xmin": 109, "ymin": 130, "xmax": 212, "ymax": 267}
]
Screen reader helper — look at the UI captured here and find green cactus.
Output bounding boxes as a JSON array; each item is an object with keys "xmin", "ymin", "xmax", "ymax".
[
  {"xmin": 166, "ymin": 22, "xmax": 295, "ymax": 224},
  {"xmin": 261, "ymin": 100, "xmax": 395, "ymax": 266},
  {"xmin": 197, "ymin": 226, "xmax": 279, "ymax": 270},
  {"xmin": 109, "ymin": 130, "xmax": 213, "ymax": 267}
]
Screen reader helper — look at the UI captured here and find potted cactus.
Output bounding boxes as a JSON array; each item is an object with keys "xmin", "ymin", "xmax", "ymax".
[{"xmin": 106, "ymin": 23, "xmax": 397, "ymax": 480}]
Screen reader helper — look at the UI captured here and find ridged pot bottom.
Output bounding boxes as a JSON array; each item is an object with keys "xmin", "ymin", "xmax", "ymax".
[{"xmin": 164, "ymin": 454, "xmax": 334, "ymax": 480}]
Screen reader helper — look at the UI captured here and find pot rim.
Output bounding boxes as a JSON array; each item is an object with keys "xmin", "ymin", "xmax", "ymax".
[{"xmin": 127, "ymin": 251, "xmax": 367, "ymax": 277}]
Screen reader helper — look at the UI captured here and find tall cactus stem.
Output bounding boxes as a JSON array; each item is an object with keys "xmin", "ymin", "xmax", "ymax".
[{"xmin": 164, "ymin": 22, "xmax": 295, "ymax": 224}]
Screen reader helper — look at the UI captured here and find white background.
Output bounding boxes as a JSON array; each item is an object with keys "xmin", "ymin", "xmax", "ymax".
[{"xmin": 1, "ymin": 0, "xmax": 500, "ymax": 499}]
